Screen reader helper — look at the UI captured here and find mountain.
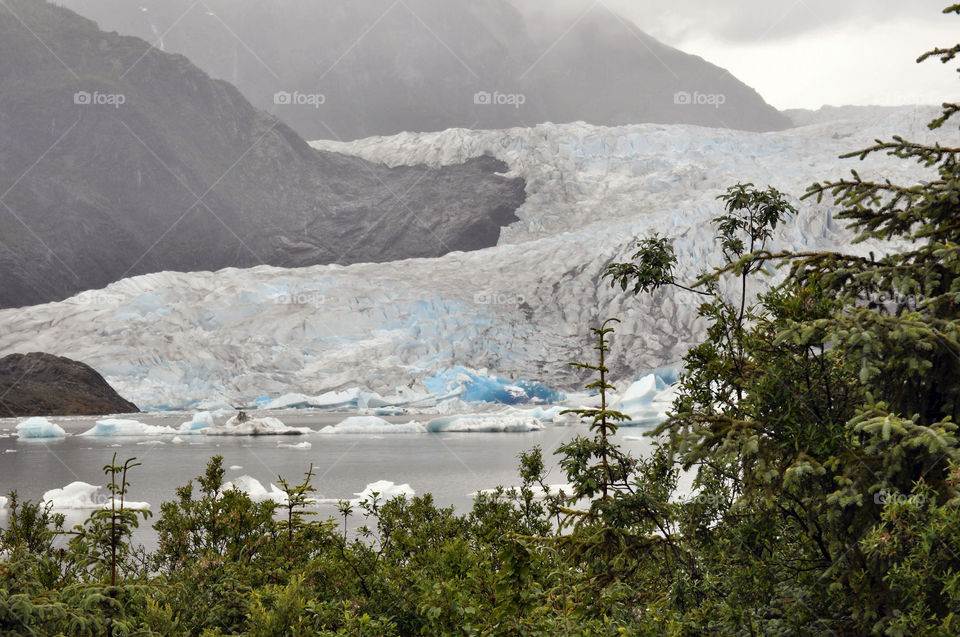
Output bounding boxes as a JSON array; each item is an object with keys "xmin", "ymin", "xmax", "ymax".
[
  {"xmin": 0, "ymin": 352, "xmax": 138, "ymax": 416},
  {"xmin": 0, "ymin": 0, "xmax": 526, "ymax": 308},
  {"xmin": 56, "ymin": 0, "xmax": 791, "ymax": 140},
  {"xmin": 0, "ymin": 108, "xmax": 943, "ymax": 410}
]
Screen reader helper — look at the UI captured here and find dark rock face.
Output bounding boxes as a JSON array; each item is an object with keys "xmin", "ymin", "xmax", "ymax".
[
  {"xmin": 0, "ymin": 0, "xmax": 526, "ymax": 309},
  {"xmin": 58, "ymin": 0, "xmax": 791, "ymax": 141},
  {"xmin": 0, "ymin": 352, "xmax": 138, "ymax": 416}
]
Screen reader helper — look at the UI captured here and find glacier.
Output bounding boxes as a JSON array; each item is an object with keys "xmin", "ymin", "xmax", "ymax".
[{"xmin": 0, "ymin": 108, "xmax": 951, "ymax": 410}]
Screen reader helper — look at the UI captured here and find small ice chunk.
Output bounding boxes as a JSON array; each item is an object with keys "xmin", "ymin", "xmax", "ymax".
[
  {"xmin": 171, "ymin": 436, "xmax": 184, "ymax": 444},
  {"xmin": 15, "ymin": 417, "xmax": 66, "ymax": 439},
  {"xmin": 229, "ymin": 465, "xmax": 243, "ymax": 470},
  {"xmin": 277, "ymin": 441, "xmax": 312, "ymax": 449}
]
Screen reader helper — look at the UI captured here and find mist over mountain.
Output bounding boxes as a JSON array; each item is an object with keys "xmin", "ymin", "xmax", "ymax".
[
  {"xmin": 57, "ymin": 0, "xmax": 791, "ymax": 140},
  {"xmin": 0, "ymin": 0, "xmax": 525, "ymax": 309}
]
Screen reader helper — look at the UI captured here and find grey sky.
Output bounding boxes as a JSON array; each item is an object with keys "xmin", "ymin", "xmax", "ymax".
[{"xmin": 514, "ymin": 0, "xmax": 957, "ymax": 109}]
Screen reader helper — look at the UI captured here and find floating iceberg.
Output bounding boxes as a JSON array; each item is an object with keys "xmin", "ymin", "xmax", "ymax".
[
  {"xmin": 0, "ymin": 496, "xmax": 7, "ymax": 509},
  {"xmin": 16, "ymin": 417, "xmax": 66, "ymax": 439},
  {"xmin": 179, "ymin": 411, "xmax": 215, "ymax": 432},
  {"xmin": 222, "ymin": 475, "xmax": 288, "ymax": 504},
  {"xmin": 352, "ymin": 480, "xmax": 414, "ymax": 505},
  {"xmin": 425, "ymin": 413, "xmax": 544, "ymax": 432},
  {"xmin": 42, "ymin": 481, "xmax": 150, "ymax": 510},
  {"xmin": 319, "ymin": 416, "xmax": 426, "ymax": 435},
  {"xmin": 425, "ymin": 367, "xmax": 565, "ymax": 405},
  {"xmin": 79, "ymin": 418, "xmax": 177, "ymax": 437},
  {"xmin": 611, "ymin": 374, "xmax": 676, "ymax": 426},
  {"xmin": 277, "ymin": 441, "xmax": 312, "ymax": 449},
  {"xmin": 184, "ymin": 413, "xmax": 312, "ymax": 436},
  {"xmin": 264, "ymin": 388, "xmax": 361, "ymax": 410}
]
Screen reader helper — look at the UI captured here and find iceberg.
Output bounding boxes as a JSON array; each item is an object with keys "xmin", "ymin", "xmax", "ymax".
[
  {"xmin": 222, "ymin": 475, "xmax": 288, "ymax": 504},
  {"xmin": 0, "ymin": 496, "xmax": 7, "ymax": 509},
  {"xmin": 611, "ymin": 374, "xmax": 678, "ymax": 426},
  {"xmin": 178, "ymin": 411, "xmax": 215, "ymax": 432},
  {"xmin": 264, "ymin": 388, "xmax": 361, "ymax": 410},
  {"xmin": 180, "ymin": 413, "xmax": 312, "ymax": 436},
  {"xmin": 351, "ymin": 480, "xmax": 414, "ymax": 505},
  {"xmin": 42, "ymin": 481, "xmax": 150, "ymax": 510},
  {"xmin": 319, "ymin": 416, "xmax": 426, "ymax": 435},
  {"xmin": 79, "ymin": 418, "xmax": 177, "ymax": 437},
  {"xmin": 425, "ymin": 413, "xmax": 544, "ymax": 433},
  {"xmin": 15, "ymin": 417, "xmax": 66, "ymax": 439}
]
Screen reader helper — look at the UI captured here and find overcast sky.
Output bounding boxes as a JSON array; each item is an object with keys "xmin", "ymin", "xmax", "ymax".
[{"xmin": 519, "ymin": 0, "xmax": 959, "ymax": 110}]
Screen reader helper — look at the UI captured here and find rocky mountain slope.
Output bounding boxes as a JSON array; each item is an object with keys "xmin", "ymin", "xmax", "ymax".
[
  {"xmin": 0, "ymin": 0, "xmax": 525, "ymax": 308},
  {"xmin": 58, "ymin": 0, "xmax": 791, "ymax": 140},
  {"xmin": 0, "ymin": 353, "xmax": 138, "ymax": 416}
]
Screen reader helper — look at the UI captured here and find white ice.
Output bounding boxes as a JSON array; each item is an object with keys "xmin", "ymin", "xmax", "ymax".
[
  {"xmin": 277, "ymin": 441, "xmax": 312, "ymax": 449},
  {"xmin": 425, "ymin": 413, "xmax": 544, "ymax": 432},
  {"xmin": 15, "ymin": 417, "xmax": 66, "ymax": 439},
  {"xmin": 319, "ymin": 416, "xmax": 427, "ymax": 435},
  {"xmin": 79, "ymin": 418, "xmax": 177, "ymax": 437},
  {"xmin": 42, "ymin": 481, "xmax": 150, "ymax": 510},
  {"xmin": 221, "ymin": 475, "xmax": 288, "ymax": 504},
  {"xmin": 351, "ymin": 480, "xmax": 414, "ymax": 505}
]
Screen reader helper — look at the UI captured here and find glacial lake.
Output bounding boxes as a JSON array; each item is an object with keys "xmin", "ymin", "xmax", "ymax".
[{"xmin": 0, "ymin": 411, "xmax": 665, "ymax": 547}]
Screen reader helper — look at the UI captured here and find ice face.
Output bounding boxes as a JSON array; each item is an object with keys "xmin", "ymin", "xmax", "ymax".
[
  {"xmin": 15, "ymin": 417, "xmax": 66, "ymax": 439},
  {"xmin": 424, "ymin": 367, "xmax": 565, "ymax": 405},
  {"xmin": 0, "ymin": 109, "xmax": 952, "ymax": 410}
]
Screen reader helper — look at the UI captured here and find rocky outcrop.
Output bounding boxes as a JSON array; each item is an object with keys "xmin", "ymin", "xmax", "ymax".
[{"xmin": 0, "ymin": 353, "xmax": 138, "ymax": 416}]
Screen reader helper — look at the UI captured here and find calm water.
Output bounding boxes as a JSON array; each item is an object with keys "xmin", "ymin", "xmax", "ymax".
[{"xmin": 0, "ymin": 411, "xmax": 664, "ymax": 547}]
